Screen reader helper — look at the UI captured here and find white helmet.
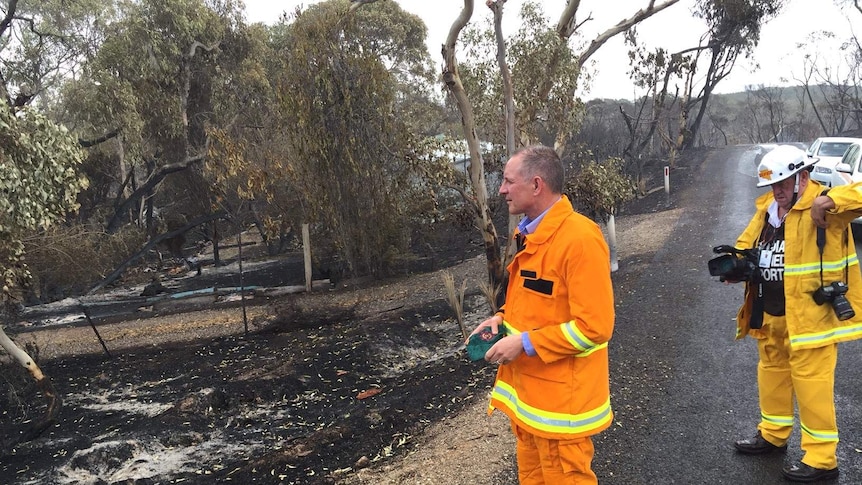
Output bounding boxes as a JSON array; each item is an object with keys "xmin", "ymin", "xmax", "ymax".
[{"xmin": 756, "ymin": 145, "xmax": 814, "ymax": 187}]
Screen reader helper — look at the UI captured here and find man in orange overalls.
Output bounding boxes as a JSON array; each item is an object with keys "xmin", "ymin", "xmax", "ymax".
[{"xmin": 467, "ymin": 145, "xmax": 615, "ymax": 484}]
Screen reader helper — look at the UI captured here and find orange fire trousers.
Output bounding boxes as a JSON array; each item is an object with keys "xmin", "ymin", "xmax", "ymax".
[
  {"xmin": 513, "ymin": 422, "xmax": 597, "ymax": 484},
  {"xmin": 756, "ymin": 313, "xmax": 839, "ymax": 470}
]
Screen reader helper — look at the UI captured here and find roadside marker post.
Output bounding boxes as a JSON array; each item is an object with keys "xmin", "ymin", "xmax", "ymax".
[{"xmin": 664, "ymin": 166, "xmax": 670, "ymax": 194}]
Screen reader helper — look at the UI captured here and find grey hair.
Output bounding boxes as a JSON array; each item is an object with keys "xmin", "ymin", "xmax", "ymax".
[{"xmin": 514, "ymin": 145, "xmax": 564, "ymax": 194}]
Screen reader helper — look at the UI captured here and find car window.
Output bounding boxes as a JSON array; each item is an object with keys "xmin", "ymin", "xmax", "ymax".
[
  {"xmin": 850, "ymin": 146, "xmax": 862, "ymax": 173},
  {"xmin": 807, "ymin": 140, "xmax": 820, "ymax": 157},
  {"xmin": 818, "ymin": 142, "xmax": 853, "ymax": 157},
  {"xmin": 841, "ymin": 145, "xmax": 862, "ymax": 173}
]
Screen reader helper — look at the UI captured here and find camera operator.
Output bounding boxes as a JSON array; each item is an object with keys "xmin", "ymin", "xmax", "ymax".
[{"xmin": 729, "ymin": 144, "xmax": 862, "ymax": 482}]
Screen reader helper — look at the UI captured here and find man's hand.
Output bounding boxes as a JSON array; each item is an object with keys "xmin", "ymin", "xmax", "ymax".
[
  {"xmin": 465, "ymin": 314, "xmax": 503, "ymax": 345},
  {"xmin": 811, "ymin": 195, "xmax": 835, "ymax": 228},
  {"xmin": 484, "ymin": 334, "xmax": 524, "ymax": 365}
]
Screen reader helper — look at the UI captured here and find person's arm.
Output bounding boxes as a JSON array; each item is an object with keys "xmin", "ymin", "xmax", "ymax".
[
  {"xmin": 526, "ymin": 225, "xmax": 614, "ymax": 363},
  {"xmin": 812, "ymin": 183, "xmax": 862, "ymax": 228}
]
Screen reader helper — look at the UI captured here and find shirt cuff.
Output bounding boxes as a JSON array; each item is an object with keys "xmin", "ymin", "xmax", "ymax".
[{"xmin": 521, "ymin": 332, "xmax": 536, "ymax": 357}]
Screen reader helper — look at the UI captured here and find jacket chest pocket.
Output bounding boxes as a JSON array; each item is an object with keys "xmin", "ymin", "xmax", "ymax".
[{"xmin": 519, "ymin": 269, "xmax": 556, "ymax": 298}]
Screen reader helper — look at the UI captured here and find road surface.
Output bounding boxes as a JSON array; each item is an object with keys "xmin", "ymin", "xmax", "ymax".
[{"xmin": 593, "ymin": 145, "xmax": 862, "ymax": 484}]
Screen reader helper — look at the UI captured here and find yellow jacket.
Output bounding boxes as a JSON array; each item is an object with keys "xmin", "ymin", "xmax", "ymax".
[
  {"xmin": 490, "ymin": 195, "xmax": 614, "ymax": 440},
  {"xmin": 735, "ymin": 179, "xmax": 862, "ymax": 349}
]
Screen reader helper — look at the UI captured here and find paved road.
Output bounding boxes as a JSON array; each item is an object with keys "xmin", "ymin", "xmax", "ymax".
[{"xmin": 593, "ymin": 145, "xmax": 862, "ymax": 484}]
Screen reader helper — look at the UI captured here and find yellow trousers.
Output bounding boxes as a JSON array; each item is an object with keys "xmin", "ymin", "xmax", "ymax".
[
  {"xmin": 513, "ymin": 422, "xmax": 597, "ymax": 484},
  {"xmin": 757, "ymin": 313, "xmax": 839, "ymax": 469}
]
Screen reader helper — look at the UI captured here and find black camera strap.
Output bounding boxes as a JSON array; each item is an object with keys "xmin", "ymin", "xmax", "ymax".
[{"xmin": 816, "ymin": 226, "xmax": 851, "ymax": 288}]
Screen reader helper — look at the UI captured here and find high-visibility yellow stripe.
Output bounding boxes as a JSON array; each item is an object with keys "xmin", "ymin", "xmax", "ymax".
[
  {"xmin": 801, "ymin": 423, "xmax": 839, "ymax": 442},
  {"xmin": 790, "ymin": 323, "xmax": 862, "ymax": 347},
  {"xmin": 503, "ymin": 320, "xmax": 605, "ymax": 357},
  {"xmin": 761, "ymin": 412, "xmax": 794, "ymax": 427},
  {"xmin": 501, "ymin": 320, "xmax": 520, "ymax": 335},
  {"xmin": 490, "ymin": 380, "xmax": 612, "ymax": 435},
  {"xmin": 578, "ymin": 342, "xmax": 607, "ymax": 357},
  {"xmin": 562, "ymin": 320, "xmax": 599, "ymax": 353},
  {"xmin": 785, "ymin": 255, "xmax": 859, "ymax": 276}
]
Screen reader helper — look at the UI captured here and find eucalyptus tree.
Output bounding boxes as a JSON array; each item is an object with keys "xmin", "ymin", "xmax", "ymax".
[
  {"xmin": 59, "ymin": 0, "xmax": 248, "ymax": 238},
  {"xmin": 794, "ymin": 30, "xmax": 862, "ymax": 136},
  {"xmin": 618, "ymin": 0, "xmax": 783, "ymax": 168},
  {"xmin": 0, "ymin": 102, "xmax": 89, "ymax": 443},
  {"xmin": 739, "ymin": 85, "xmax": 787, "ymax": 143},
  {"xmin": 619, "ymin": 30, "xmax": 692, "ymax": 172},
  {"xmin": 0, "ymin": 0, "xmax": 98, "ymax": 443},
  {"xmin": 349, "ymin": 0, "xmax": 679, "ymax": 291},
  {"xmin": 0, "ymin": 0, "xmax": 113, "ymax": 109},
  {"xmin": 678, "ymin": 0, "xmax": 785, "ymax": 150},
  {"xmin": 273, "ymin": 0, "xmax": 441, "ymax": 276}
]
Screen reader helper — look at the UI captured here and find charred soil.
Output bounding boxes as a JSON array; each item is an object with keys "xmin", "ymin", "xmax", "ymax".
[{"xmin": 0, "ymin": 152, "xmax": 702, "ymax": 485}]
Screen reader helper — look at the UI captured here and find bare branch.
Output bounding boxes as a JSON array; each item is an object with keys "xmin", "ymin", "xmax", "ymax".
[
  {"xmin": 348, "ymin": 0, "xmax": 382, "ymax": 14},
  {"xmin": 105, "ymin": 152, "xmax": 208, "ymax": 233},
  {"xmin": 0, "ymin": 0, "xmax": 18, "ymax": 39},
  {"xmin": 186, "ymin": 40, "xmax": 219, "ymax": 58},
  {"xmin": 556, "ymin": 0, "xmax": 583, "ymax": 38},
  {"xmin": 78, "ymin": 129, "xmax": 121, "ymax": 148},
  {"xmin": 577, "ymin": 0, "xmax": 680, "ymax": 68}
]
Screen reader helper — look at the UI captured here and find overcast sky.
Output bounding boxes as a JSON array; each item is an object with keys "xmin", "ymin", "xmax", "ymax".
[{"xmin": 248, "ymin": 0, "xmax": 858, "ymax": 100}]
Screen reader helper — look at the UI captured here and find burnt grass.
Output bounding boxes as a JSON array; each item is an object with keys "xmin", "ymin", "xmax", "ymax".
[
  {"xmin": 0, "ymin": 290, "xmax": 499, "ymax": 484},
  {"xmin": 0, "ymin": 153, "xmax": 696, "ymax": 485}
]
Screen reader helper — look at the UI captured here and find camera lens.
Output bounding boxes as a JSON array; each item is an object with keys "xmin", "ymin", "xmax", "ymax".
[{"xmin": 832, "ymin": 294, "xmax": 855, "ymax": 321}]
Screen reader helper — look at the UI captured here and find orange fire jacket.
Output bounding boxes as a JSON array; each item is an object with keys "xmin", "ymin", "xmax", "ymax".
[{"xmin": 489, "ymin": 195, "xmax": 615, "ymax": 440}]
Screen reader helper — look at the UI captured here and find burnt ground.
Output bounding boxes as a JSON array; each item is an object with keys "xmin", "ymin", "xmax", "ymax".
[
  {"xmin": 0, "ymin": 242, "xmax": 508, "ymax": 485},
  {"xmin": 0, "ymin": 153, "xmax": 697, "ymax": 485}
]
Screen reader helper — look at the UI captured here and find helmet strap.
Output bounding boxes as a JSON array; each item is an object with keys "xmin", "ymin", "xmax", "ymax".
[{"xmin": 790, "ymin": 172, "xmax": 800, "ymax": 208}]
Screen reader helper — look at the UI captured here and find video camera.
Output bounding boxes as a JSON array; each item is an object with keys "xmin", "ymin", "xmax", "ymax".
[{"xmin": 708, "ymin": 245, "xmax": 760, "ymax": 283}]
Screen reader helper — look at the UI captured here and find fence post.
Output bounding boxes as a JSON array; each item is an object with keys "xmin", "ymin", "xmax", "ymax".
[{"xmin": 302, "ymin": 223, "xmax": 312, "ymax": 292}]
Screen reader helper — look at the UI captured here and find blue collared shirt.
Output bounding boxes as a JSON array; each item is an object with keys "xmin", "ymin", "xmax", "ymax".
[{"xmin": 514, "ymin": 207, "xmax": 552, "ymax": 358}]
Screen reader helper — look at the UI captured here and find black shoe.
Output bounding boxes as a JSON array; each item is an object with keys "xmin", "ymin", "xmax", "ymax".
[
  {"xmin": 733, "ymin": 431, "xmax": 787, "ymax": 455},
  {"xmin": 781, "ymin": 462, "xmax": 839, "ymax": 482}
]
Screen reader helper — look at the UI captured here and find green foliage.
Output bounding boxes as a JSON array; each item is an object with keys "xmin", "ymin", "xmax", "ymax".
[
  {"xmin": 0, "ymin": 104, "xmax": 89, "ymax": 299},
  {"xmin": 567, "ymin": 157, "xmax": 637, "ymax": 223},
  {"xmin": 0, "ymin": 0, "xmax": 116, "ymax": 107},
  {"xmin": 457, "ymin": 0, "xmax": 583, "ymax": 146},
  {"xmin": 275, "ymin": 0, "xmax": 441, "ymax": 274},
  {"xmin": 694, "ymin": 0, "xmax": 783, "ymax": 55}
]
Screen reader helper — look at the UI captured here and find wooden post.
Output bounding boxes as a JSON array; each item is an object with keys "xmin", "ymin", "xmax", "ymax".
[
  {"xmin": 238, "ymin": 229, "xmax": 248, "ymax": 336},
  {"xmin": 302, "ymin": 223, "xmax": 312, "ymax": 292}
]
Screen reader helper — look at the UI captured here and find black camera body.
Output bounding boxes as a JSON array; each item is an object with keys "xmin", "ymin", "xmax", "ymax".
[
  {"xmin": 813, "ymin": 281, "xmax": 856, "ymax": 321},
  {"xmin": 708, "ymin": 245, "xmax": 760, "ymax": 282}
]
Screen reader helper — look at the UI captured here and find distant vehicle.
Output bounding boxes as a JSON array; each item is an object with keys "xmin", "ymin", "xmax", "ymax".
[
  {"xmin": 806, "ymin": 137, "xmax": 862, "ymax": 187},
  {"xmin": 829, "ymin": 142, "xmax": 862, "ymax": 226}
]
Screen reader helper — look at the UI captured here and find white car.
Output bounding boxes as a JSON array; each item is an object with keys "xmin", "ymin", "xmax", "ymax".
[
  {"xmin": 807, "ymin": 137, "xmax": 862, "ymax": 187},
  {"xmin": 829, "ymin": 142, "xmax": 862, "ymax": 225}
]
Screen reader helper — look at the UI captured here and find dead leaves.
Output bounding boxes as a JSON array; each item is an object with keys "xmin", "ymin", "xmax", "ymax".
[{"xmin": 356, "ymin": 387, "xmax": 382, "ymax": 400}]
